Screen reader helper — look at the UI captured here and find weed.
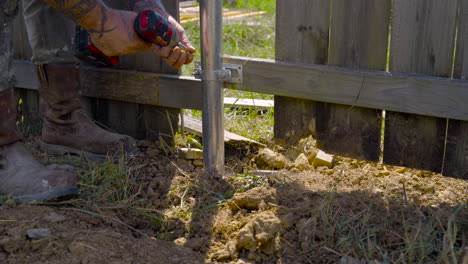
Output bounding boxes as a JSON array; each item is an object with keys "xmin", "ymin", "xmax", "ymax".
[
  {"xmin": 230, "ymin": 173, "xmax": 269, "ymax": 193},
  {"xmin": 79, "ymin": 156, "xmax": 144, "ymax": 206}
]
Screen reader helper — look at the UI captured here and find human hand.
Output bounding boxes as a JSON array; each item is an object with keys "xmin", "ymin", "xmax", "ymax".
[{"xmin": 149, "ymin": 15, "xmax": 196, "ymax": 69}]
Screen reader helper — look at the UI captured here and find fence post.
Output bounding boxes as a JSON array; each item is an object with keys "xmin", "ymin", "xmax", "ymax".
[{"xmin": 200, "ymin": 0, "xmax": 225, "ymax": 175}]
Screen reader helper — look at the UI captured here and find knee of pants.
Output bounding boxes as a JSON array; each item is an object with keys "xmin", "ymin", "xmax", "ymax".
[
  {"xmin": 0, "ymin": 9, "xmax": 16, "ymax": 91},
  {"xmin": 22, "ymin": 0, "xmax": 77, "ymax": 64},
  {"xmin": 0, "ymin": 0, "xmax": 18, "ymax": 17}
]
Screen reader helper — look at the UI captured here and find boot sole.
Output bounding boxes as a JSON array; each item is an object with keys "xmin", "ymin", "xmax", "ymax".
[
  {"xmin": 13, "ymin": 186, "xmax": 80, "ymax": 204},
  {"xmin": 40, "ymin": 142, "xmax": 140, "ymax": 162}
]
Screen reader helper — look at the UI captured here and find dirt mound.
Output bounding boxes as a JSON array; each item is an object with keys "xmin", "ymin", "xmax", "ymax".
[
  {"xmin": 0, "ymin": 205, "xmax": 205, "ymax": 264},
  {"xmin": 1, "ymin": 137, "xmax": 466, "ymax": 264}
]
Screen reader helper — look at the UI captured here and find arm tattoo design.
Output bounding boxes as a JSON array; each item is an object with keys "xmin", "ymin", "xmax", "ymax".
[
  {"xmin": 128, "ymin": 0, "xmax": 165, "ymax": 13},
  {"xmin": 48, "ymin": 0, "xmax": 98, "ymax": 21}
]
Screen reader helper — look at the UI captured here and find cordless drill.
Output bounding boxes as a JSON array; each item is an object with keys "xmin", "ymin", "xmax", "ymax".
[{"xmin": 75, "ymin": 10, "xmax": 187, "ymax": 67}]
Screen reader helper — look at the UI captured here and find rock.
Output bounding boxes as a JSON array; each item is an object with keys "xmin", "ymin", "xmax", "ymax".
[
  {"xmin": 26, "ymin": 229, "xmax": 51, "ymax": 240},
  {"xmin": 69, "ymin": 242, "xmax": 86, "ymax": 257},
  {"xmin": 292, "ymin": 153, "xmax": 312, "ymax": 171},
  {"xmin": 192, "ymin": 159, "xmax": 203, "ymax": 167},
  {"xmin": 235, "ymin": 211, "xmax": 283, "ymax": 255},
  {"xmin": 254, "ymin": 148, "xmax": 289, "ymax": 169},
  {"xmin": 312, "ymin": 150, "xmax": 334, "ymax": 168},
  {"xmin": 306, "ymin": 148, "xmax": 319, "ymax": 164},
  {"xmin": 229, "ymin": 187, "xmax": 277, "ymax": 211},
  {"xmin": 174, "ymin": 237, "xmax": 187, "ymax": 246},
  {"xmin": 44, "ymin": 213, "xmax": 66, "ymax": 223},
  {"xmin": 211, "ymin": 249, "xmax": 232, "ymax": 261},
  {"xmin": 3, "ymin": 199, "xmax": 16, "ymax": 208},
  {"xmin": 178, "ymin": 148, "xmax": 203, "ymax": 160},
  {"xmin": 48, "ymin": 164, "xmax": 74, "ymax": 172}
]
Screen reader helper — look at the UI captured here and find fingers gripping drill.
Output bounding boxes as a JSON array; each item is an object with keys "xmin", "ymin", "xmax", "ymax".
[{"xmin": 75, "ymin": 10, "xmax": 187, "ymax": 66}]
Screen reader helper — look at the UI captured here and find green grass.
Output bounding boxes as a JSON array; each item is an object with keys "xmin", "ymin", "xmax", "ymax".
[
  {"xmin": 181, "ymin": 0, "xmax": 276, "ymax": 142},
  {"xmin": 223, "ymin": 0, "xmax": 276, "ymax": 13}
]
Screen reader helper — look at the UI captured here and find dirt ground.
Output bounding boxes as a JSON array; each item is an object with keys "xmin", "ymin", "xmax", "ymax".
[{"xmin": 0, "ymin": 136, "xmax": 467, "ymax": 264}]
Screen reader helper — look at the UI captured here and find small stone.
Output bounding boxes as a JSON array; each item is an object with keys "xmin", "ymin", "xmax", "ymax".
[
  {"xmin": 229, "ymin": 187, "xmax": 276, "ymax": 211},
  {"xmin": 26, "ymin": 229, "xmax": 51, "ymax": 240},
  {"xmin": 178, "ymin": 148, "xmax": 203, "ymax": 160},
  {"xmin": 174, "ymin": 237, "xmax": 187, "ymax": 246},
  {"xmin": 254, "ymin": 148, "xmax": 289, "ymax": 169},
  {"xmin": 192, "ymin": 159, "xmax": 203, "ymax": 167},
  {"xmin": 292, "ymin": 153, "xmax": 312, "ymax": 171},
  {"xmin": 3, "ymin": 199, "xmax": 16, "ymax": 208},
  {"xmin": 312, "ymin": 150, "xmax": 334, "ymax": 168},
  {"xmin": 69, "ymin": 242, "xmax": 86, "ymax": 256},
  {"xmin": 44, "ymin": 213, "xmax": 66, "ymax": 223},
  {"xmin": 89, "ymin": 218, "xmax": 100, "ymax": 225}
]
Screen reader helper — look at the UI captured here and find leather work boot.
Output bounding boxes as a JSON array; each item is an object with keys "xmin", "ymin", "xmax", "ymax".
[
  {"xmin": 37, "ymin": 64, "xmax": 140, "ymax": 161},
  {"xmin": 0, "ymin": 88, "xmax": 78, "ymax": 203}
]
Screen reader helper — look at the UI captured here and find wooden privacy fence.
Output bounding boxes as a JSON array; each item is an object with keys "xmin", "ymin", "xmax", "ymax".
[{"xmin": 12, "ymin": 0, "xmax": 468, "ymax": 179}]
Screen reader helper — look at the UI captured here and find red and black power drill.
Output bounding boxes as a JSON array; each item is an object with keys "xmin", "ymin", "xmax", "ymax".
[{"xmin": 75, "ymin": 10, "xmax": 187, "ymax": 67}]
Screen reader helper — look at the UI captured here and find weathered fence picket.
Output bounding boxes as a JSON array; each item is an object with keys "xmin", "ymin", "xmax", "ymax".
[
  {"xmin": 274, "ymin": 0, "xmax": 330, "ymax": 144},
  {"xmin": 444, "ymin": 0, "xmax": 468, "ymax": 179},
  {"xmin": 384, "ymin": 0, "xmax": 458, "ymax": 172},
  {"xmin": 316, "ymin": 0, "xmax": 390, "ymax": 162}
]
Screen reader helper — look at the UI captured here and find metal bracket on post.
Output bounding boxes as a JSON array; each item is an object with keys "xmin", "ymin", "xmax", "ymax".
[{"xmin": 193, "ymin": 61, "xmax": 243, "ymax": 84}]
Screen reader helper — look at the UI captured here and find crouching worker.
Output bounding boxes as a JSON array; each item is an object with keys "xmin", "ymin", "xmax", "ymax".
[{"xmin": 0, "ymin": 0, "xmax": 195, "ymax": 203}]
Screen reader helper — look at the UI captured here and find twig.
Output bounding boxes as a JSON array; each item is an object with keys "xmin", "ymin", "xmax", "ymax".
[{"xmin": 65, "ymin": 208, "xmax": 150, "ymax": 239}]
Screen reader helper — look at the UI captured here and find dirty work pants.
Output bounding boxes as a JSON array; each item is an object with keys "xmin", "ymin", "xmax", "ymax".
[{"xmin": 0, "ymin": 0, "xmax": 127, "ymax": 93}]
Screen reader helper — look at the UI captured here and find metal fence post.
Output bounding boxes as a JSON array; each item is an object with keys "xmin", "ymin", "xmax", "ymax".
[{"xmin": 200, "ymin": 0, "xmax": 225, "ymax": 175}]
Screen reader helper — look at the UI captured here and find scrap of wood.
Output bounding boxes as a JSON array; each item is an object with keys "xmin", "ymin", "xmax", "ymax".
[
  {"xmin": 224, "ymin": 97, "xmax": 274, "ymax": 109},
  {"xmin": 180, "ymin": 115, "xmax": 265, "ymax": 147},
  {"xmin": 180, "ymin": 4, "xmax": 267, "ymax": 24}
]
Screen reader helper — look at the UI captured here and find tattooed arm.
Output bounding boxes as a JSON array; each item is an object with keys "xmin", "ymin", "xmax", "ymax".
[
  {"xmin": 42, "ymin": 0, "xmax": 151, "ymax": 56},
  {"xmin": 41, "ymin": 0, "xmax": 194, "ymax": 67},
  {"xmin": 128, "ymin": 0, "xmax": 196, "ymax": 68}
]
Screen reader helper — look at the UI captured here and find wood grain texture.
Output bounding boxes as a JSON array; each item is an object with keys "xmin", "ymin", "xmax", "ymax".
[
  {"xmin": 444, "ymin": 120, "xmax": 468, "ymax": 179},
  {"xmin": 444, "ymin": 0, "xmax": 468, "ymax": 179},
  {"xmin": 391, "ymin": 0, "xmax": 458, "ymax": 77},
  {"xmin": 15, "ymin": 57, "xmax": 468, "ymax": 121},
  {"xmin": 13, "ymin": 60, "xmax": 203, "ymax": 110},
  {"xmin": 317, "ymin": 0, "xmax": 390, "ymax": 162},
  {"xmin": 454, "ymin": 0, "xmax": 468, "ymax": 79},
  {"xmin": 276, "ymin": 0, "xmax": 330, "ymax": 64},
  {"xmin": 384, "ymin": 113, "xmax": 447, "ymax": 172},
  {"xmin": 181, "ymin": 115, "xmax": 264, "ymax": 146},
  {"xmin": 384, "ymin": 0, "xmax": 459, "ymax": 172},
  {"xmin": 274, "ymin": 0, "xmax": 330, "ymax": 144},
  {"xmin": 224, "ymin": 56, "xmax": 468, "ymax": 121},
  {"xmin": 274, "ymin": 96, "xmax": 317, "ymax": 144}
]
